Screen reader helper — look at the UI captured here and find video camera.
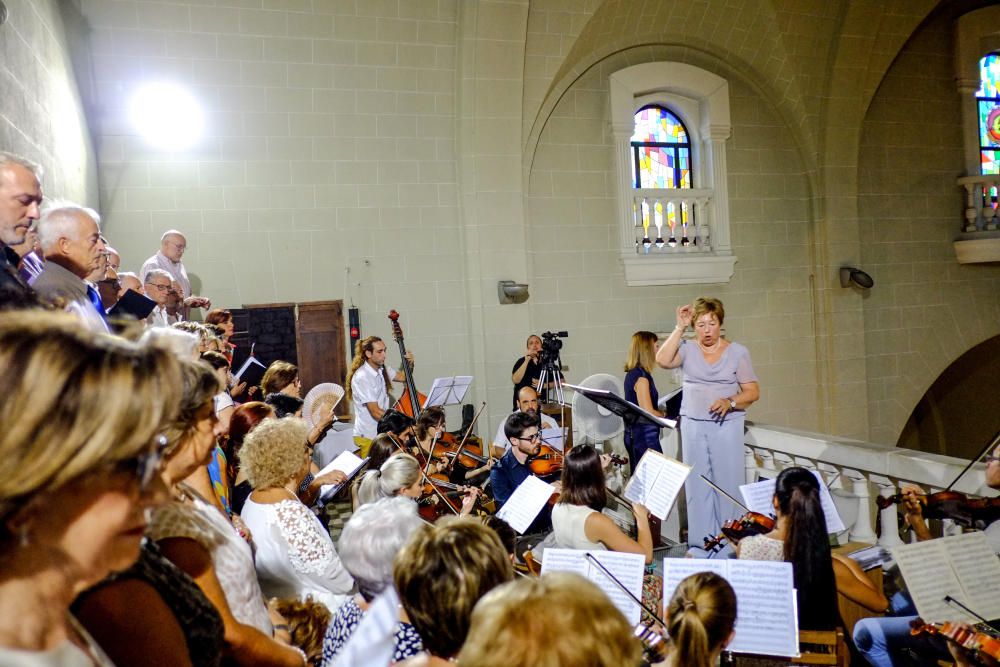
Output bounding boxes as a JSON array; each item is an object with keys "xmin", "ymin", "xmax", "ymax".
[{"xmin": 539, "ymin": 330, "xmax": 568, "ymax": 366}]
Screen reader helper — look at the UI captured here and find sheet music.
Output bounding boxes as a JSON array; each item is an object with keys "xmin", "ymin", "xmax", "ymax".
[
  {"xmin": 495, "ymin": 475, "xmax": 556, "ymax": 534},
  {"xmin": 623, "ymin": 451, "xmax": 690, "ymax": 520},
  {"xmin": 662, "ymin": 558, "xmax": 798, "ymax": 657},
  {"xmin": 943, "ymin": 532, "xmax": 1000, "ymax": 621},
  {"xmin": 541, "ymin": 549, "xmax": 645, "ymax": 624},
  {"xmin": 739, "ymin": 470, "xmax": 845, "ymax": 534},
  {"xmin": 893, "ymin": 532, "xmax": 1000, "ymax": 623},
  {"xmin": 316, "ymin": 451, "xmax": 367, "ymax": 500},
  {"xmin": 423, "ymin": 375, "xmax": 474, "ymax": 408}
]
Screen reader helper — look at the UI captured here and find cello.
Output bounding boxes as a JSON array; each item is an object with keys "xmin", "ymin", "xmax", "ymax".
[{"xmin": 388, "ymin": 310, "xmax": 427, "ymax": 418}]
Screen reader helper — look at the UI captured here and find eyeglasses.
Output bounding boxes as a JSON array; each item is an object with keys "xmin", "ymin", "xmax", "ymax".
[
  {"xmin": 115, "ymin": 434, "xmax": 168, "ymax": 493},
  {"xmin": 147, "ymin": 282, "xmax": 170, "ymax": 291},
  {"xmin": 984, "ymin": 455, "xmax": 1000, "ymax": 464},
  {"xmin": 515, "ymin": 432, "xmax": 541, "ymax": 443}
]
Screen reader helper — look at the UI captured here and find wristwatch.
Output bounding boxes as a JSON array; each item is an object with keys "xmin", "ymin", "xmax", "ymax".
[{"xmin": 728, "ymin": 398, "xmax": 737, "ymax": 410}]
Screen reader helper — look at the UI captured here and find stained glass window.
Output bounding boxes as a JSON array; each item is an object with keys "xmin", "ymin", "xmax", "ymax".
[
  {"xmin": 977, "ymin": 53, "xmax": 1000, "ymax": 175},
  {"xmin": 630, "ymin": 105, "xmax": 692, "ymax": 189}
]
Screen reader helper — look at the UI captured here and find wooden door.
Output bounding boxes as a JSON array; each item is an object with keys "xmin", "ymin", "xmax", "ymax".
[{"xmin": 296, "ymin": 300, "xmax": 348, "ymax": 416}]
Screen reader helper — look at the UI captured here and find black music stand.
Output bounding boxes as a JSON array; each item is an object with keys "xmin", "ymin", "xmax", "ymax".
[{"xmin": 563, "ymin": 383, "xmax": 677, "ymax": 430}]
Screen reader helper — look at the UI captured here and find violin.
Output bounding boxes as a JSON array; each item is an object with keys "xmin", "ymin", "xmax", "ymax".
[
  {"xmin": 703, "ymin": 511, "xmax": 776, "ymax": 553},
  {"xmin": 910, "ymin": 620, "xmax": 1000, "ymax": 662},
  {"xmin": 876, "ymin": 490, "xmax": 1000, "ymax": 528},
  {"xmin": 417, "ymin": 473, "xmax": 482, "ymax": 522},
  {"xmin": 526, "ymin": 444, "xmax": 563, "ymax": 477},
  {"xmin": 633, "ymin": 622, "xmax": 669, "ymax": 664},
  {"xmin": 388, "ymin": 310, "xmax": 427, "ymax": 418}
]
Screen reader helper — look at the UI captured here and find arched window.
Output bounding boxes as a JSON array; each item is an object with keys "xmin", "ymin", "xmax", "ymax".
[
  {"xmin": 630, "ymin": 105, "xmax": 692, "ymax": 188},
  {"xmin": 631, "ymin": 105, "xmax": 694, "ymax": 250},
  {"xmin": 976, "ymin": 52, "xmax": 1000, "ymax": 175}
]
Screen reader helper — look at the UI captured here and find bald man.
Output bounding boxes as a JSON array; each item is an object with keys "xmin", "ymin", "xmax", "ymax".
[
  {"xmin": 140, "ymin": 229, "xmax": 210, "ymax": 312},
  {"xmin": 30, "ymin": 203, "xmax": 108, "ymax": 332},
  {"xmin": 493, "ymin": 386, "xmax": 559, "ymax": 454}
]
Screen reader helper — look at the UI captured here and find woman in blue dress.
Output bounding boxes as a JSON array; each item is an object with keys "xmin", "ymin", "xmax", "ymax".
[
  {"xmin": 623, "ymin": 330, "xmax": 667, "ymax": 467},
  {"xmin": 656, "ymin": 297, "xmax": 760, "ymax": 556}
]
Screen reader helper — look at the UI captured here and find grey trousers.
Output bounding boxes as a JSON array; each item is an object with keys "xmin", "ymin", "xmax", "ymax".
[{"xmin": 681, "ymin": 416, "xmax": 745, "ymax": 556}]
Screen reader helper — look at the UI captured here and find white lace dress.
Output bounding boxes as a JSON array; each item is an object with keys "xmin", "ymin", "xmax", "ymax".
[
  {"xmin": 240, "ymin": 498, "xmax": 353, "ymax": 611},
  {"xmin": 148, "ymin": 495, "xmax": 273, "ymax": 634}
]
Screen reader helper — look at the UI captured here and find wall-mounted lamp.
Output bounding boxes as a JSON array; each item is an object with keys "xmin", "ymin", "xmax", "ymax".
[
  {"xmin": 839, "ymin": 267, "xmax": 874, "ymax": 289},
  {"xmin": 498, "ymin": 280, "xmax": 529, "ymax": 305},
  {"xmin": 0, "ymin": 2, "xmax": 8, "ymax": 27}
]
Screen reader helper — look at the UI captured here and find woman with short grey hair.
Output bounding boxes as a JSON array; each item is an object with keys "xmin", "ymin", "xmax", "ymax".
[{"xmin": 320, "ymin": 497, "xmax": 424, "ymax": 665}]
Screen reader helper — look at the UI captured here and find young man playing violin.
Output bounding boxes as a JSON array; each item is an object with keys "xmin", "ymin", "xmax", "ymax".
[
  {"xmin": 489, "ymin": 412, "xmax": 560, "ymax": 534},
  {"xmin": 854, "ymin": 444, "xmax": 1000, "ymax": 667}
]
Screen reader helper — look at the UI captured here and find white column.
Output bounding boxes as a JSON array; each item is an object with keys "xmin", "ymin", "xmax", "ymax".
[
  {"xmin": 871, "ymin": 476, "xmax": 902, "ymax": 548},
  {"xmin": 703, "ymin": 127, "xmax": 732, "ymax": 254},
  {"xmin": 843, "ymin": 469, "xmax": 877, "ymax": 544},
  {"xmin": 612, "ymin": 126, "xmax": 636, "ymax": 251}
]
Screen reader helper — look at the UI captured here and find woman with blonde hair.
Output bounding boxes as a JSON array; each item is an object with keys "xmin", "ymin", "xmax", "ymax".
[
  {"xmin": 664, "ymin": 572, "xmax": 737, "ymax": 667},
  {"xmin": 457, "ymin": 572, "xmax": 643, "ymax": 667},
  {"xmin": 358, "ymin": 452, "xmax": 478, "ymax": 517},
  {"xmin": 239, "ymin": 418, "xmax": 353, "ymax": 611},
  {"xmin": 624, "ymin": 330, "xmax": 668, "ymax": 466},
  {"xmin": 0, "ymin": 311, "xmax": 180, "ymax": 664},
  {"xmin": 656, "ymin": 297, "xmax": 760, "ymax": 556}
]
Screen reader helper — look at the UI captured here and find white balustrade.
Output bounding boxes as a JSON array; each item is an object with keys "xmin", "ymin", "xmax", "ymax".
[
  {"xmin": 958, "ymin": 175, "xmax": 1000, "ymax": 232},
  {"xmin": 742, "ymin": 423, "xmax": 992, "ymax": 547},
  {"xmin": 631, "ymin": 188, "xmax": 713, "ymax": 254}
]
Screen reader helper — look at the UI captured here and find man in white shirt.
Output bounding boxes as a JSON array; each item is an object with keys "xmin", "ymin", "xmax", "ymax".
[
  {"xmin": 493, "ymin": 386, "xmax": 559, "ymax": 454},
  {"xmin": 346, "ymin": 335, "xmax": 413, "ymax": 456},
  {"xmin": 29, "ymin": 203, "xmax": 108, "ymax": 333},
  {"xmin": 139, "ymin": 229, "xmax": 211, "ymax": 312},
  {"xmin": 144, "ymin": 269, "xmax": 174, "ymax": 327}
]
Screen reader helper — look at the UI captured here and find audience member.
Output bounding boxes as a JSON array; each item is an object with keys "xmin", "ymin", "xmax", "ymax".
[
  {"xmin": 267, "ymin": 391, "xmax": 304, "ymax": 418},
  {"xmin": 0, "ymin": 311, "xmax": 180, "ymax": 663},
  {"xmin": 457, "ymin": 572, "xmax": 643, "ymax": 667},
  {"xmin": 321, "ymin": 497, "xmax": 425, "ymax": 666},
  {"xmin": 140, "ymin": 229, "xmax": 210, "ymax": 311},
  {"xmin": 166, "ymin": 279, "xmax": 185, "ymax": 322},
  {"xmin": 147, "ymin": 360, "xmax": 306, "ymax": 667},
  {"xmin": 31, "ymin": 203, "xmax": 108, "ymax": 331},
  {"xmin": 239, "ymin": 418, "xmax": 353, "ymax": 611},
  {"xmin": 9, "ymin": 223, "xmax": 43, "ymax": 283},
  {"xmin": 394, "ymin": 517, "xmax": 514, "ymax": 666},
  {"xmin": 0, "ymin": 151, "xmax": 42, "ymax": 308},
  {"xmin": 263, "ymin": 360, "xmax": 302, "ymax": 397},
  {"xmin": 228, "ymin": 401, "xmax": 277, "ymax": 515},
  {"xmin": 270, "ymin": 597, "xmax": 332, "ymax": 667},
  {"xmin": 145, "ymin": 268, "xmax": 175, "ymax": 327}
]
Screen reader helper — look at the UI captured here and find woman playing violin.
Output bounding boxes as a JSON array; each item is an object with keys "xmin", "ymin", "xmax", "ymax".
[
  {"xmin": 356, "ymin": 452, "xmax": 479, "ymax": 518},
  {"xmin": 736, "ymin": 467, "xmax": 887, "ymax": 632},
  {"xmin": 854, "ymin": 443, "xmax": 1000, "ymax": 667}
]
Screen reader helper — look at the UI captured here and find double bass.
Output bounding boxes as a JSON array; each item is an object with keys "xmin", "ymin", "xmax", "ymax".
[{"xmin": 388, "ymin": 310, "xmax": 426, "ymax": 418}]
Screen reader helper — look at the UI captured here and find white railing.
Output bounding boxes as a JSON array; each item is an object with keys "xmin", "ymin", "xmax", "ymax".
[
  {"xmin": 743, "ymin": 424, "xmax": 993, "ymax": 547},
  {"xmin": 631, "ymin": 188, "xmax": 713, "ymax": 254},
  {"xmin": 958, "ymin": 175, "xmax": 1000, "ymax": 232}
]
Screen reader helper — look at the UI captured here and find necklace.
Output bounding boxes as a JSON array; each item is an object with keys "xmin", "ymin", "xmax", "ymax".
[
  {"xmin": 281, "ymin": 484, "xmax": 299, "ymax": 500},
  {"xmin": 698, "ymin": 340, "xmax": 722, "ymax": 354}
]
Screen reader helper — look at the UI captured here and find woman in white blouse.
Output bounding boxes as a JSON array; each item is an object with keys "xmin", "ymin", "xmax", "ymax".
[{"xmin": 239, "ymin": 418, "xmax": 354, "ymax": 611}]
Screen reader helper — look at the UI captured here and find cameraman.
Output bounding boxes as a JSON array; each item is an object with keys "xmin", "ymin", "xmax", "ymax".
[{"xmin": 510, "ymin": 334, "xmax": 543, "ymax": 409}]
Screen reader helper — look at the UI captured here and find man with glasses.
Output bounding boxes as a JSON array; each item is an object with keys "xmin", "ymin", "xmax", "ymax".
[
  {"xmin": 490, "ymin": 412, "xmax": 561, "ymax": 505},
  {"xmin": 140, "ymin": 229, "xmax": 211, "ymax": 315},
  {"xmin": 853, "ymin": 443, "xmax": 1000, "ymax": 667},
  {"xmin": 144, "ymin": 268, "xmax": 175, "ymax": 327},
  {"xmin": 493, "ymin": 386, "xmax": 559, "ymax": 456}
]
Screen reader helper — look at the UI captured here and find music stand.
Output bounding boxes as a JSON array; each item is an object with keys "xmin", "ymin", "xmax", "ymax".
[
  {"xmin": 422, "ymin": 375, "xmax": 473, "ymax": 409},
  {"xmin": 564, "ymin": 383, "xmax": 677, "ymax": 430}
]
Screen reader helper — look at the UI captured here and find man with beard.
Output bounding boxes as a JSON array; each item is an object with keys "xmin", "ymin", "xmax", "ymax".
[
  {"xmin": 0, "ymin": 152, "xmax": 43, "ymax": 309},
  {"xmin": 493, "ymin": 386, "xmax": 558, "ymax": 455}
]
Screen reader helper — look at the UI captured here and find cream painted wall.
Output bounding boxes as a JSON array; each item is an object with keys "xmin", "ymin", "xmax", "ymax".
[
  {"xmin": 859, "ymin": 14, "xmax": 1000, "ymax": 445},
  {"xmin": 526, "ymin": 54, "xmax": 819, "ymax": 431},
  {"xmin": 0, "ymin": 0, "xmax": 97, "ymax": 205}
]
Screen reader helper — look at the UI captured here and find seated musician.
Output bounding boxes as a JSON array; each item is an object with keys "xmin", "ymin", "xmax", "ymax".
[
  {"xmin": 413, "ymin": 406, "xmax": 492, "ymax": 484},
  {"xmin": 345, "ymin": 336, "xmax": 413, "ymax": 457},
  {"xmin": 489, "ymin": 412, "xmax": 558, "ymax": 534},
  {"xmin": 736, "ymin": 467, "xmax": 887, "ymax": 632},
  {"xmin": 492, "ymin": 386, "xmax": 558, "ymax": 456},
  {"xmin": 663, "ymin": 572, "xmax": 738, "ymax": 667},
  {"xmin": 853, "ymin": 444, "xmax": 1000, "ymax": 667},
  {"xmin": 377, "ymin": 409, "xmax": 416, "ymax": 447},
  {"xmin": 357, "ymin": 452, "xmax": 478, "ymax": 517}
]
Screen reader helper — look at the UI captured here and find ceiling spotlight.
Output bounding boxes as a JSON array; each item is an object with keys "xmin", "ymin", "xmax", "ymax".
[
  {"xmin": 129, "ymin": 83, "xmax": 204, "ymax": 150},
  {"xmin": 839, "ymin": 267, "xmax": 874, "ymax": 289}
]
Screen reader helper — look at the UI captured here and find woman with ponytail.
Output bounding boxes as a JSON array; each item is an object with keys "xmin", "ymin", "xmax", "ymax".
[
  {"xmin": 737, "ymin": 467, "xmax": 886, "ymax": 631},
  {"xmin": 356, "ymin": 452, "xmax": 477, "ymax": 516},
  {"xmin": 664, "ymin": 572, "xmax": 737, "ymax": 667}
]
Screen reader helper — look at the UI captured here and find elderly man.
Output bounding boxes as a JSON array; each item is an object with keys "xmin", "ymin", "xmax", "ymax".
[
  {"xmin": 117, "ymin": 271, "xmax": 143, "ymax": 297},
  {"xmin": 105, "ymin": 246, "xmax": 121, "ymax": 274},
  {"xmin": 144, "ymin": 268, "xmax": 175, "ymax": 327},
  {"xmin": 493, "ymin": 386, "xmax": 559, "ymax": 455},
  {"xmin": 9, "ymin": 224, "xmax": 44, "ymax": 283},
  {"xmin": 140, "ymin": 229, "xmax": 210, "ymax": 312},
  {"xmin": 29, "ymin": 203, "xmax": 108, "ymax": 332},
  {"xmin": 0, "ymin": 152, "xmax": 43, "ymax": 307}
]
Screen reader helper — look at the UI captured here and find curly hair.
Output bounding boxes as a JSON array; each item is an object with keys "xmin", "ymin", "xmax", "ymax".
[
  {"xmin": 270, "ymin": 596, "xmax": 331, "ymax": 665},
  {"xmin": 239, "ymin": 418, "xmax": 310, "ymax": 490}
]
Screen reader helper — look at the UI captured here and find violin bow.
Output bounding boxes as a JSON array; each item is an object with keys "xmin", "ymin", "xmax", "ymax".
[
  {"xmin": 699, "ymin": 474, "xmax": 754, "ymax": 514},
  {"xmin": 423, "ymin": 431, "xmax": 441, "ymax": 475},
  {"xmin": 447, "ymin": 401, "xmax": 487, "ymax": 473},
  {"xmin": 944, "ymin": 595, "xmax": 1000, "ymax": 632},
  {"xmin": 945, "ymin": 428, "xmax": 1000, "ymax": 492},
  {"xmin": 584, "ymin": 553, "xmax": 667, "ymax": 627}
]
